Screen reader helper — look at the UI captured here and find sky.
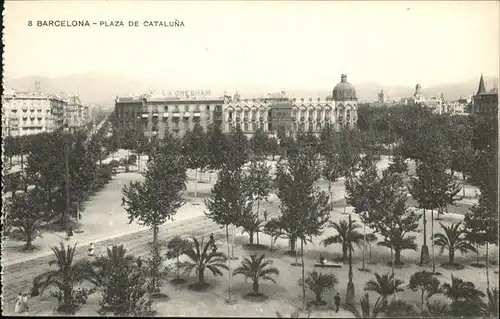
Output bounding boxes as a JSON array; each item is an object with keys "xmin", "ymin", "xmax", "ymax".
[{"xmin": 4, "ymin": 0, "xmax": 499, "ymax": 90}]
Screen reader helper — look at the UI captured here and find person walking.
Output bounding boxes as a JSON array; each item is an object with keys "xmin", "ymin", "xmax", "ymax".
[
  {"xmin": 14, "ymin": 293, "xmax": 22, "ymax": 313},
  {"xmin": 263, "ymin": 210, "xmax": 268, "ymax": 221},
  {"xmin": 88, "ymin": 242, "xmax": 95, "ymax": 257},
  {"xmin": 66, "ymin": 227, "xmax": 74, "ymax": 241},
  {"xmin": 334, "ymin": 292, "xmax": 341, "ymax": 313},
  {"xmin": 21, "ymin": 293, "xmax": 29, "ymax": 313}
]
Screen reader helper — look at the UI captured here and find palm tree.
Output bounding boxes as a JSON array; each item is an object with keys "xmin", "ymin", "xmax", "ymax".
[
  {"xmin": 486, "ymin": 288, "xmax": 499, "ymax": 318},
  {"xmin": 179, "ymin": 236, "xmax": 228, "ymax": 289},
  {"xmin": 377, "ymin": 229, "xmax": 417, "ymax": 265},
  {"xmin": 322, "ymin": 219, "xmax": 364, "ymax": 260},
  {"xmin": 301, "ymin": 270, "xmax": 338, "ymax": 306},
  {"xmin": 433, "ymin": 222, "xmax": 477, "ymax": 265},
  {"xmin": 233, "ymin": 253, "xmax": 279, "ymax": 296},
  {"xmin": 360, "ymin": 293, "xmax": 387, "ymax": 318},
  {"xmin": 441, "ymin": 275, "xmax": 487, "ymax": 317},
  {"xmin": 94, "ymin": 245, "xmax": 136, "ymax": 284},
  {"xmin": 32, "ymin": 242, "xmax": 98, "ymax": 312},
  {"xmin": 364, "ymin": 272, "xmax": 405, "ymax": 300},
  {"xmin": 240, "ymin": 213, "xmax": 265, "ymax": 245}
]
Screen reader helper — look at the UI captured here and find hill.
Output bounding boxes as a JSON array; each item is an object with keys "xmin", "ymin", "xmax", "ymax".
[{"xmin": 4, "ymin": 73, "xmax": 498, "ymax": 106}]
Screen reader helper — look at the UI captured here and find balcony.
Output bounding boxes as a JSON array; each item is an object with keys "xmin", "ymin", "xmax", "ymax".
[
  {"xmin": 162, "ymin": 112, "xmax": 169, "ymax": 118},
  {"xmin": 193, "ymin": 112, "xmax": 201, "ymax": 117},
  {"xmin": 141, "ymin": 113, "xmax": 149, "ymax": 119},
  {"xmin": 172, "ymin": 112, "xmax": 180, "ymax": 118},
  {"xmin": 183, "ymin": 112, "xmax": 190, "ymax": 118}
]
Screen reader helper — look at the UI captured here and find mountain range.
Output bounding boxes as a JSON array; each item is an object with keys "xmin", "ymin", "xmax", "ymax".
[{"xmin": 4, "ymin": 73, "xmax": 498, "ymax": 109}]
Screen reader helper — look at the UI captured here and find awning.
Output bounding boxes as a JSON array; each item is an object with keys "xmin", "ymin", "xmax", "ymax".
[
  {"xmin": 163, "ymin": 112, "xmax": 169, "ymax": 117},
  {"xmin": 184, "ymin": 112, "xmax": 190, "ymax": 117},
  {"xmin": 193, "ymin": 113, "xmax": 201, "ymax": 117},
  {"xmin": 173, "ymin": 113, "xmax": 180, "ymax": 117},
  {"xmin": 152, "ymin": 113, "xmax": 159, "ymax": 117},
  {"xmin": 141, "ymin": 114, "xmax": 149, "ymax": 118}
]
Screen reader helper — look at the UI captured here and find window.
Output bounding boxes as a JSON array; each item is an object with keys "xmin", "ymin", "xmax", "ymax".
[
  {"xmin": 195, "ymin": 105, "xmax": 201, "ymax": 112},
  {"xmin": 251, "ymin": 110, "xmax": 257, "ymax": 121},
  {"xmin": 244, "ymin": 123, "xmax": 249, "ymax": 132},
  {"xmin": 206, "ymin": 105, "xmax": 210, "ymax": 111},
  {"xmin": 184, "ymin": 105, "xmax": 190, "ymax": 112},
  {"xmin": 316, "ymin": 110, "xmax": 322, "ymax": 120},
  {"xmin": 300, "ymin": 110, "xmax": 306, "ymax": 119},
  {"xmin": 228, "ymin": 111, "xmax": 233, "ymax": 120}
]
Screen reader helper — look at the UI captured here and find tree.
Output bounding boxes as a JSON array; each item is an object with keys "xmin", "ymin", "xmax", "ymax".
[
  {"xmin": 322, "ymin": 152, "xmax": 342, "ymax": 211},
  {"xmin": 366, "ymin": 169, "xmax": 419, "ymax": 282},
  {"xmin": 301, "ymin": 270, "xmax": 338, "ymax": 306},
  {"xmin": 240, "ymin": 211, "xmax": 265, "ymax": 245},
  {"xmin": 364, "ymin": 272, "xmax": 404, "ymax": 300},
  {"xmin": 32, "ymin": 243, "xmax": 98, "ymax": 314},
  {"xmin": 180, "ymin": 236, "xmax": 229, "ymax": 290},
  {"xmin": 433, "ymin": 222, "xmax": 477, "ymax": 265},
  {"xmin": 250, "ymin": 128, "xmax": 269, "ymax": 159},
  {"xmin": 205, "ymin": 166, "xmax": 251, "ymax": 300},
  {"xmin": 321, "ymin": 219, "xmax": 364, "ymax": 261},
  {"xmin": 365, "ymin": 233, "xmax": 378, "ymax": 264},
  {"xmin": 206, "ymin": 124, "xmax": 227, "ymax": 171},
  {"xmin": 97, "ymin": 245, "xmax": 153, "ymax": 316},
  {"xmin": 233, "ymin": 253, "xmax": 280, "ymax": 297},
  {"xmin": 244, "ymin": 159, "xmax": 273, "ymax": 244},
  {"xmin": 407, "ymin": 270, "xmax": 441, "ymax": 310},
  {"xmin": 7, "ymin": 190, "xmax": 45, "ymax": 250},
  {"xmin": 464, "ymin": 189, "xmax": 498, "ymax": 290},
  {"xmin": 376, "ymin": 211, "xmax": 419, "ymax": 266},
  {"xmin": 166, "ymin": 236, "xmax": 193, "ymax": 284},
  {"xmin": 122, "ymin": 138, "xmax": 186, "ymax": 292},
  {"xmin": 486, "ymin": 288, "xmax": 499, "ymax": 318},
  {"xmin": 143, "ymin": 240, "xmax": 170, "ymax": 295},
  {"xmin": 385, "ymin": 299, "xmax": 418, "ymax": 317},
  {"xmin": 275, "ymin": 143, "xmax": 330, "ymax": 309},
  {"xmin": 181, "ymin": 124, "xmax": 210, "ymax": 202},
  {"xmin": 345, "ymin": 155, "xmax": 380, "ymax": 269},
  {"xmin": 26, "ymin": 132, "xmax": 66, "ymax": 222},
  {"xmin": 360, "ymin": 292, "xmax": 387, "ymax": 318},
  {"xmin": 441, "ymin": 275, "xmax": 487, "ymax": 317},
  {"xmin": 224, "ymin": 126, "xmax": 250, "ymax": 171},
  {"xmin": 263, "ymin": 218, "xmax": 285, "ymax": 251}
]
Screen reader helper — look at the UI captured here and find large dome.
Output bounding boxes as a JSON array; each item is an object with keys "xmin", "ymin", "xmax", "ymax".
[{"xmin": 332, "ymin": 74, "xmax": 357, "ymax": 101}]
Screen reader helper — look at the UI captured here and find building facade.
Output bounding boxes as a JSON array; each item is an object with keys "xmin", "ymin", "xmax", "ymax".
[
  {"xmin": 114, "ymin": 93, "xmax": 224, "ymax": 139},
  {"xmin": 61, "ymin": 93, "xmax": 91, "ymax": 132},
  {"xmin": 407, "ymin": 84, "xmax": 446, "ymax": 114},
  {"xmin": 472, "ymin": 74, "xmax": 498, "ymax": 115},
  {"xmin": 114, "ymin": 74, "xmax": 359, "ymax": 139},
  {"xmin": 2, "ymin": 89, "xmax": 66, "ymax": 137}
]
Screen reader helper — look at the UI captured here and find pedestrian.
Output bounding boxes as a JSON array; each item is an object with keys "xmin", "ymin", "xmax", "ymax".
[
  {"xmin": 209, "ymin": 233, "xmax": 215, "ymax": 246},
  {"xmin": 66, "ymin": 227, "xmax": 73, "ymax": 241},
  {"xmin": 121, "ymin": 196, "xmax": 126, "ymax": 206},
  {"xmin": 21, "ymin": 293, "xmax": 29, "ymax": 313},
  {"xmin": 88, "ymin": 242, "xmax": 95, "ymax": 257},
  {"xmin": 334, "ymin": 292, "xmax": 341, "ymax": 313},
  {"xmin": 14, "ymin": 293, "xmax": 22, "ymax": 313},
  {"xmin": 263, "ymin": 210, "xmax": 268, "ymax": 221}
]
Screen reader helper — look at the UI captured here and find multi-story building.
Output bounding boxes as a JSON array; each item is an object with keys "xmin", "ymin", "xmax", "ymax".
[
  {"xmin": 61, "ymin": 93, "xmax": 87, "ymax": 132},
  {"xmin": 472, "ymin": 74, "xmax": 498, "ymax": 115},
  {"xmin": 114, "ymin": 92, "xmax": 224, "ymax": 139},
  {"xmin": 222, "ymin": 74, "xmax": 358, "ymax": 137},
  {"xmin": 114, "ymin": 74, "xmax": 358, "ymax": 139},
  {"xmin": 407, "ymin": 84, "xmax": 446, "ymax": 114},
  {"xmin": 2, "ymin": 89, "xmax": 66, "ymax": 137}
]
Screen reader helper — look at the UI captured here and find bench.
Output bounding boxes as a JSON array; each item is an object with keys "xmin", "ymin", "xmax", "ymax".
[{"xmin": 314, "ymin": 262, "xmax": 343, "ymax": 268}]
